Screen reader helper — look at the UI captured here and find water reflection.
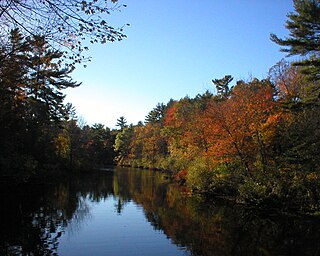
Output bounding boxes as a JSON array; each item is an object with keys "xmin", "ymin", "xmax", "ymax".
[{"xmin": 1, "ymin": 168, "xmax": 320, "ymax": 255}]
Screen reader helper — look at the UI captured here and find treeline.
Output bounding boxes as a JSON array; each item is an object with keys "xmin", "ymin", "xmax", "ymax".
[
  {"xmin": 0, "ymin": 29, "xmax": 116, "ymax": 180},
  {"xmin": 114, "ymin": 65, "xmax": 320, "ymax": 211}
]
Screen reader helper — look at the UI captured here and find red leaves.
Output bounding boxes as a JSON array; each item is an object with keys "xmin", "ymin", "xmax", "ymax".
[
  {"xmin": 174, "ymin": 169, "xmax": 188, "ymax": 184},
  {"xmin": 160, "ymin": 80, "xmax": 281, "ymax": 171},
  {"xmin": 202, "ymin": 80, "xmax": 280, "ymax": 170},
  {"xmin": 120, "ymin": 78, "xmax": 286, "ymax": 175}
]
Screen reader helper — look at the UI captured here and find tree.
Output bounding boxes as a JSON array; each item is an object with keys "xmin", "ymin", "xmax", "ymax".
[
  {"xmin": 0, "ymin": 30, "xmax": 30, "ymax": 173},
  {"xmin": 0, "ymin": 29, "xmax": 29, "ymax": 133},
  {"xmin": 87, "ymin": 123, "xmax": 115, "ymax": 166},
  {"xmin": 145, "ymin": 103, "xmax": 166, "ymax": 124},
  {"xmin": 268, "ymin": 60, "xmax": 308, "ymax": 105},
  {"xmin": 0, "ymin": 0, "xmax": 128, "ymax": 65},
  {"xmin": 270, "ymin": 0, "xmax": 320, "ymax": 81},
  {"xmin": 163, "ymin": 96, "xmax": 211, "ymax": 170},
  {"xmin": 0, "ymin": 29, "xmax": 80, "ymax": 175},
  {"xmin": 114, "ymin": 126, "xmax": 133, "ymax": 164},
  {"xmin": 140, "ymin": 123, "xmax": 168, "ymax": 168},
  {"xmin": 212, "ymin": 75, "xmax": 233, "ymax": 100},
  {"xmin": 25, "ymin": 32, "xmax": 81, "ymax": 123},
  {"xmin": 205, "ymin": 79, "xmax": 278, "ymax": 173},
  {"xmin": 116, "ymin": 116, "xmax": 128, "ymax": 130}
]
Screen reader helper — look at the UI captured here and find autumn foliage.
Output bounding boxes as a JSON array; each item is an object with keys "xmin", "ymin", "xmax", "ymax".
[{"xmin": 114, "ymin": 71, "xmax": 320, "ymax": 211}]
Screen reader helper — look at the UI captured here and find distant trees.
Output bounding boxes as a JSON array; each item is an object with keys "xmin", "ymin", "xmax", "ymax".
[
  {"xmin": 113, "ymin": 103, "xmax": 170, "ymax": 169},
  {"xmin": 112, "ymin": 78, "xmax": 280, "ymax": 176}
]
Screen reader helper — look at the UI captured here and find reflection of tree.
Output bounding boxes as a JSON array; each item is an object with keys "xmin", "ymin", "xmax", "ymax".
[
  {"xmin": 0, "ymin": 171, "xmax": 114, "ymax": 255},
  {"xmin": 113, "ymin": 168, "xmax": 320, "ymax": 256},
  {"xmin": 0, "ymin": 184, "xmax": 69, "ymax": 256},
  {"xmin": 114, "ymin": 198, "xmax": 128, "ymax": 215},
  {"xmin": 64, "ymin": 196, "xmax": 91, "ymax": 236}
]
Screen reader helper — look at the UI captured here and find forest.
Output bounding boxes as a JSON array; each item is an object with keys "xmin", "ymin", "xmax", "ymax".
[{"xmin": 0, "ymin": 0, "xmax": 319, "ymax": 213}]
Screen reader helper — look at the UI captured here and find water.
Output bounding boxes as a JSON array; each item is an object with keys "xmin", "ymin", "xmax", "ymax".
[
  {"xmin": 58, "ymin": 198, "xmax": 185, "ymax": 256},
  {"xmin": 1, "ymin": 167, "xmax": 320, "ymax": 256}
]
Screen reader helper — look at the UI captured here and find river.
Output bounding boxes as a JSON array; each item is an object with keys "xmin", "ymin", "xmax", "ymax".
[{"xmin": 1, "ymin": 167, "xmax": 320, "ymax": 255}]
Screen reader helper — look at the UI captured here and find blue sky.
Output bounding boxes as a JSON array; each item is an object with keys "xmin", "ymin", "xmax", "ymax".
[{"xmin": 65, "ymin": 0, "xmax": 294, "ymax": 128}]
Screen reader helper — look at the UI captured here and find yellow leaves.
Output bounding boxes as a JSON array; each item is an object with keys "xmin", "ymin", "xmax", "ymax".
[
  {"xmin": 306, "ymin": 172, "xmax": 319, "ymax": 182},
  {"xmin": 215, "ymin": 173, "xmax": 231, "ymax": 179},
  {"xmin": 54, "ymin": 133, "xmax": 70, "ymax": 159}
]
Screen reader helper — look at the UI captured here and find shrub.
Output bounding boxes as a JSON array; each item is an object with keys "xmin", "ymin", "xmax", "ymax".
[
  {"xmin": 238, "ymin": 178, "xmax": 270, "ymax": 205},
  {"xmin": 186, "ymin": 158, "xmax": 215, "ymax": 193},
  {"xmin": 186, "ymin": 158, "xmax": 242, "ymax": 196}
]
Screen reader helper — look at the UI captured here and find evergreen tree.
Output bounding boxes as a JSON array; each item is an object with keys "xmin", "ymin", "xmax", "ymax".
[
  {"xmin": 270, "ymin": 0, "xmax": 320, "ymax": 81},
  {"xmin": 145, "ymin": 103, "xmax": 166, "ymax": 124},
  {"xmin": 116, "ymin": 116, "xmax": 128, "ymax": 130},
  {"xmin": 26, "ymin": 33, "xmax": 80, "ymax": 124},
  {"xmin": 0, "ymin": 30, "xmax": 30, "ymax": 170},
  {"xmin": 212, "ymin": 75, "xmax": 233, "ymax": 100},
  {"xmin": 0, "ymin": 29, "xmax": 80, "ymax": 177}
]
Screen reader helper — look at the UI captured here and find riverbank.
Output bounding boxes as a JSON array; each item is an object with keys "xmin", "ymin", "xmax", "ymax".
[{"xmin": 115, "ymin": 164, "xmax": 320, "ymax": 216}]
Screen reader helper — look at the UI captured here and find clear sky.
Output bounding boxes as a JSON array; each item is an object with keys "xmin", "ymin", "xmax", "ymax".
[{"xmin": 65, "ymin": 0, "xmax": 294, "ymax": 129}]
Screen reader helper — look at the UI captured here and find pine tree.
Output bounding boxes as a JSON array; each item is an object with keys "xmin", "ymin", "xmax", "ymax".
[
  {"xmin": 0, "ymin": 29, "xmax": 31, "ymax": 161},
  {"xmin": 145, "ymin": 103, "xmax": 166, "ymax": 124},
  {"xmin": 270, "ymin": 0, "xmax": 320, "ymax": 81},
  {"xmin": 0, "ymin": 29, "xmax": 80, "ymax": 175},
  {"xmin": 212, "ymin": 75, "xmax": 233, "ymax": 100},
  {"xmin": 116, "ymin": 116, "xmax": 128, "ymax": 130},
  {"xmin": 26, "ymin": 34, "xmax": 80, "ymax": 124}
]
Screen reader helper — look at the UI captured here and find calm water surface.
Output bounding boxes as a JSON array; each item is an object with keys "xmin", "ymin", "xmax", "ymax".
[{"xmin": 1, "ymin": 167, "xmax": 320, "ymax": 256}]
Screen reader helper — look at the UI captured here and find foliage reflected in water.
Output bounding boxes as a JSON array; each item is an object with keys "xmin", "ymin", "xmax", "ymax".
[
  {"xmin": 1, "ymin": 168, "xmax": 320, "ymax": 256},
  {"xmin": 113, "ymin": 168, "xmax": 320, "ymax": 256},
  {"xmin": 0, "ymin": 172, "xmax": 114, "ymax": 255}
]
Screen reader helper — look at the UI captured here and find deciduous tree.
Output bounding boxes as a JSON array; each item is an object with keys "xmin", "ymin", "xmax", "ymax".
[
  {"xmin": 0, "ymin": 0, "xmax": 128, "ymax": 65},
  {"xmin": 205, "ymin": 79, "xmax": 278, "ymax": 173}
]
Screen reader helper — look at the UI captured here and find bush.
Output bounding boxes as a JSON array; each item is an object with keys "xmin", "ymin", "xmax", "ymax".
[
  {"xmin": 238, "ymin": 178, "xmax": 270, "ymax": 205},
  {"xmin": 186, "ymin": 159, "xmax": 239, "ymax": 195}
]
